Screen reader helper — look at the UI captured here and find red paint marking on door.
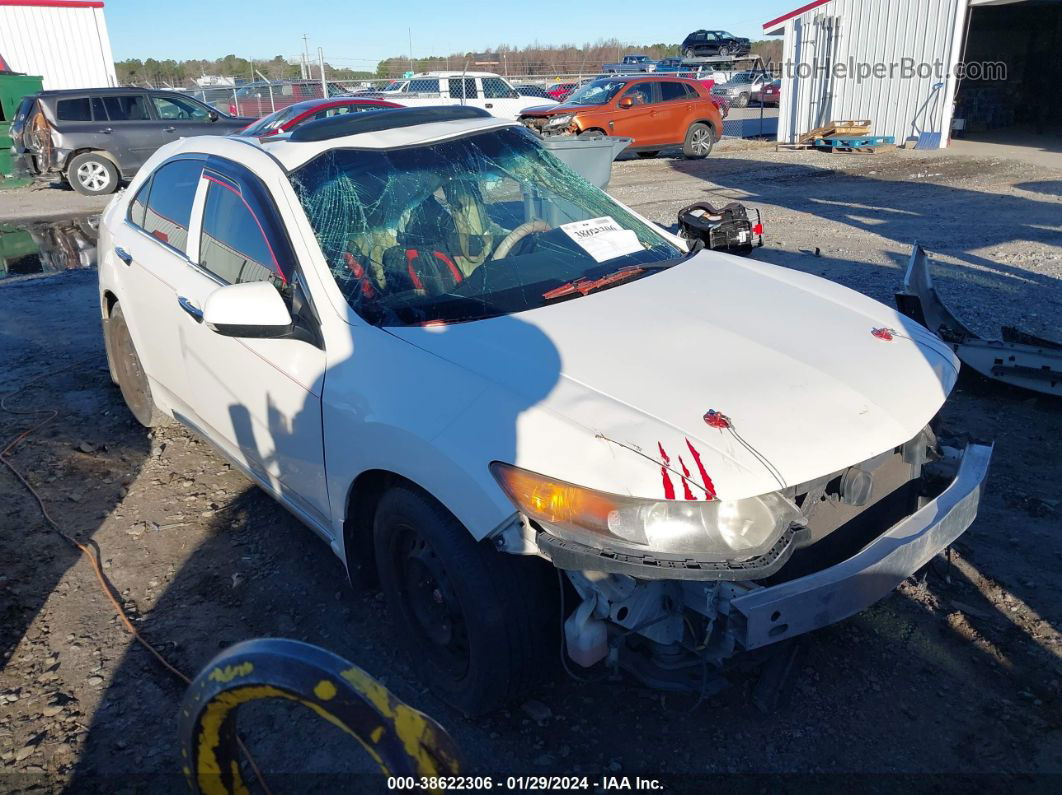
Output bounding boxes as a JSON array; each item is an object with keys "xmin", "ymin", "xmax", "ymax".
[
  {"xmin": 685, "ymin": 439, "xmax": 717, "ymax": 500},
  {"xmin": 657, "ymin": 442, "xmax": 676, "ymax": 500}
]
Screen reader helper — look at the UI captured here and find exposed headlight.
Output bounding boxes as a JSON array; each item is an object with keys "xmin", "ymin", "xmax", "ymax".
[
  {"xmin": 491, "ymin": 463, "xmax": 801, "ymax": 561},
  {"xmin": 544, "ymin": 114, "xmax": 575, "ymax": 128}
]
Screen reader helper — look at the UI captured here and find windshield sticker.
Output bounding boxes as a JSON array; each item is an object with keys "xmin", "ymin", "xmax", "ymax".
[{"xmin": 560, "ymin": 216, "xmax": 644, "ymax": 263}]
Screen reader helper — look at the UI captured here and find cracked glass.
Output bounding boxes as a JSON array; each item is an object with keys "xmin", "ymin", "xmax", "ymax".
[{"xmin": 290, "ymin": 126, "xmax": 683, "ymax": 326}]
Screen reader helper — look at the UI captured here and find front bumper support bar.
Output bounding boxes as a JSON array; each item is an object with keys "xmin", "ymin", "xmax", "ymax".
[{"xmin": 730, "ymin": 442, "xmax": 993, "ymax": 650}]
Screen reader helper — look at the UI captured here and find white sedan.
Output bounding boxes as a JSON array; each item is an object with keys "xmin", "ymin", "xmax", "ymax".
[{"xmin": 98, "ymin": 106, "xmax": 991, "ymax": 714}]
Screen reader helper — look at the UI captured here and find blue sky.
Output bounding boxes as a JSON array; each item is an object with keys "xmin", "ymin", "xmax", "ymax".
[{"xmin": 104, "ymin": 0, "xmax": 796, "ymax": 63}]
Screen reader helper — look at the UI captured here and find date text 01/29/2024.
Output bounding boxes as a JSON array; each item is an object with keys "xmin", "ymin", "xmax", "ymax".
[{"xmin": 387, "ymin": 776, "xmax": 665, "ymax": 790}]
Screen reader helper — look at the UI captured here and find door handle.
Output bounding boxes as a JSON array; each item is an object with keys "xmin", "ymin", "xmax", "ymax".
[
  {"xmin": 163, "ymin": 126, "xmax": 176, "ymax": 133},
  {"xmin": 100, "ymin": 127, "xmax": 112, "ymax": 134},
  {"xmin": 114, "ymin": 246, "xmax": 133, "ymax": 265},
  {"xmin": 177, "ymin": 296, "xmax": 204, "ymax": 322},
  {"xmin": 485, "ymin": 103, "xmax": 493, "ymax": 108}
]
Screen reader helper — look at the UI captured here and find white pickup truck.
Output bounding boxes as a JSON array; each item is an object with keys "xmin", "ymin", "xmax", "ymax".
[{"xmin": 370, "ymin": 72, "xmax": 557, "ymax": 119}]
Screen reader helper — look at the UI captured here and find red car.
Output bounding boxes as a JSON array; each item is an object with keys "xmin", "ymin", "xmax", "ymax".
[
  {"xmin": 235, "ymin": 97, "xmax": 403, "ymax": 137},
  {"xmin": 755, "ymin": 80, "xmax": 781, "ymax": 107},
  {"xmin": 546, "ymin": 82, "xmax": 577, "ymax": 101}
]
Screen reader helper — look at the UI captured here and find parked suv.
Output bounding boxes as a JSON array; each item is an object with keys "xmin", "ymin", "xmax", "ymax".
[
  {"xmin": 97, "ymin": 105, "xmax": 989, "ymax": 715},
  {"xmin": 518, "ymin": 76, "xmax": 722, "ymax": 159},
  {"xmin": 362, "ymin": 72, "xmax": 557, "ymax": 120},
  {"xmin": 681, "ymin": 30, "xmax": 752, "ymax": 59},
  {"xmin": 11, "ymin": 87, "xmax": 249, "ymax": 195}
]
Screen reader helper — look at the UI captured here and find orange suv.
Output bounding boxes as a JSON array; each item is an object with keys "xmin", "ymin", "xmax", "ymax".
[{"xmin": 519, "ymin": 75, "xmax": 721, "ymax": 159}]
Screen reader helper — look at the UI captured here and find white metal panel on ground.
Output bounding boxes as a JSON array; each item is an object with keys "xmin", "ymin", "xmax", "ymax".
[
  {"xmin": 768, "ymin": 0, "xmax": 968, "ymax": 148},
  {"xmin": 0, "ymin": 2, "xmax": 116, "ymax": 90}
]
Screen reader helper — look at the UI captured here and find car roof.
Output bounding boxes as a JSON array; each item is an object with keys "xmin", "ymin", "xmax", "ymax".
[
  {"xmin": 35, "ymin": 86, "xmax": 179, "ymax": 97},
  {"xmin": 250, "ymin": 107, "xmax": 515, "ymax": 170},
  {"xmin": 410, "ymin": 71, "xmax": 504, "ymax": 78}
]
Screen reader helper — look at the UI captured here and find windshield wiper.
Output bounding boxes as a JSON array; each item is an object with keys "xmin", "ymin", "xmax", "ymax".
[{"xmin": 542, "ymin": 265, "xmax": 655, "ymax": 301}]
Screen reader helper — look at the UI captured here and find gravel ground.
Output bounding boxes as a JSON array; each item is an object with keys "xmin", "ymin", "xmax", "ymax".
[{"xmin": 1, "ymin": 145, "xmax": 1060, "ymax": 792}]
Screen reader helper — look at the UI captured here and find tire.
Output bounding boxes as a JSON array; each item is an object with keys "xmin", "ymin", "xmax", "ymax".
[
  {"xmin": 577, "ymin": 129, "xmax": 605, "ymax": 140},
  {"xmin": 718, "ymin": 46, "xmax": 731, "ymax": 57},
  {"xmin": 684, "ymin": 48, "xmax": 696, "ymax": 59},
  {"xmin": 682, "ymin": 123, "xmax": 714, "ymax": 159},
  {"xmin": 637, "ymin": 151, "xmax": 660, "ymax": 159},
  {"xmin": 106, "ymin": 303, "xmax": 167, "ymax": 427},
  {"xmin": 67, "ymin": 152, "xmax": 119, "ymax": 196},
  {"xmin": 374, "ymin": 485, "xmax": 557, "ymax": 715},
  {"xmin": 735, "ymin": 92, "xmax": 750, "ymax": 108}
]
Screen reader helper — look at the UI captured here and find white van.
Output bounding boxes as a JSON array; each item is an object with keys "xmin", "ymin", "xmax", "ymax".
[{"xmin": 377, "ymin": 72, "xmax": 557, "ymax": 119}]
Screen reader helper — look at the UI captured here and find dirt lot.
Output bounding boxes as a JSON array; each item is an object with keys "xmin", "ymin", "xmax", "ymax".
[{"xmin": 1, "ymin": 144, "xmax": 1060, "ymax": 792}]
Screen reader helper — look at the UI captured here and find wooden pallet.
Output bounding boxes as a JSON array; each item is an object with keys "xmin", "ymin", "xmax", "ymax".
[{"xmin": 798, "ymin": 119, "xmax": 872, "ymax": 144}]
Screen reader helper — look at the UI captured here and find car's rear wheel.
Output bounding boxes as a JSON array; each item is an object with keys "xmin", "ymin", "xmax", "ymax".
[
  {"xmin": 637, "ymin": 151, "xmax": 660, "ymax": 159},
  {"xmin": 105, "ymin": 303, "xmax": 167, "ymax": 427},
  {"xmin": 735, "ymin": 92, "xmax": 750, "ymax": 108},
  {"xmin": 682, "ymin": 123, "xmax": 714, "ymax": 159},
  {"xmin": 68, "ymin": 152, "xmax": 119, "ymax": 196},
  {"xmin": 373, "ymin": 485, "xmax": 557, "ymax": 715}
]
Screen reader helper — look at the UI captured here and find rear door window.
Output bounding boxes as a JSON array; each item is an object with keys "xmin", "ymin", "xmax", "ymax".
[
  {"xmin": 660, "ymin": 82, "xmax": 692, "ymax": 102},
  {"xmin": 56, "ymin": 98, "xmax": 92, "ymax": 121},
  {"xmin": 140, "ymin": 159, "xmax": 202, "ymax": 254},
  {"xmin": 448, "ymin": 78, "xmax": 476, "ymax": 99},
  {"xmin": 102, "ymin": 95, "xmax": 150, "ymax": 121}
]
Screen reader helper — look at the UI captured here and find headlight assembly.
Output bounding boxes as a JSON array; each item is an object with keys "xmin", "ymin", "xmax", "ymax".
[{"xmin": 490, "ymin": 463, "xmax": 801, "ymax": 561}]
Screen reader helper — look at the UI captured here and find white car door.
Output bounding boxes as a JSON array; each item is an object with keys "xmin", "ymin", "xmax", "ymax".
[
  {"xmin": 111, "ymin": 157, "xmax": 204, "ymax": 418},
  {"xmin": 477, "ymin": 76, "xmax": 557, "ymax": 118},
  {"xmin": 170, "ymin": 158, "xmax": 331, "ymax": 532}
]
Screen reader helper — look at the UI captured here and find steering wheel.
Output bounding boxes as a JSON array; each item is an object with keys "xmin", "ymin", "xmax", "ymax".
[{"xmin": 491, "ymin": 220, "xmax": 552, "ymax": 260}]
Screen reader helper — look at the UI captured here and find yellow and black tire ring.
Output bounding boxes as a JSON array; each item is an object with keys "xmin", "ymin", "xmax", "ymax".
[{"xmin": 179, "ymin": 638, "xmax": 461, "ymax": 794}]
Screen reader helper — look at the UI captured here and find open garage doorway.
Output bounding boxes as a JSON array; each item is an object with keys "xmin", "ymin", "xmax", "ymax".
[{"xmin": 951, "ymin": 0, "xmax": 1062, "ymax": 167}]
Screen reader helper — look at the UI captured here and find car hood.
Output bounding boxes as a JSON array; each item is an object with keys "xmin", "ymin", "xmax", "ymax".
[
  {"xmin": 387, "ymin": 251, "xmax": 959, "ymax": 502},
  {"xmin": 519, "ymin": 102, "xmax": 599, "ymax": 117}
]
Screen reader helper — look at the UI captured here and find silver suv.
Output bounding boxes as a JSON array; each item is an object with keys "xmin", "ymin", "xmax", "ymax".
[{"xmin": 11, "ymin": 87, "xmax": 250, "ymax": 195}]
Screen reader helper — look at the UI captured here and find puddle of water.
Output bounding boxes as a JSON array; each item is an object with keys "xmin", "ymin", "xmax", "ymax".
[{"xmin": 0, "ymin": 215, "xmax": 99, "ymax": 280}]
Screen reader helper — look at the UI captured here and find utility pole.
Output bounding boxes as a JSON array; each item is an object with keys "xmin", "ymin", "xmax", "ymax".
[
  {"xmin": 318, "ymin": 47, "xmax": 327, "ymax": 97},
  {"xmin": 302, "ymin": 34, "xmax": 310, "ymax": 79},
  {"xmin": 408, "ymin": 27, "xmax": 414, "ymax": 74}
]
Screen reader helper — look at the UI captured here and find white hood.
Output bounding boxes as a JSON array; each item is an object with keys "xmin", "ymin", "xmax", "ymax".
[{"xmin": 390, "ymin": 251, "xmax": 959, "ymax": 502}]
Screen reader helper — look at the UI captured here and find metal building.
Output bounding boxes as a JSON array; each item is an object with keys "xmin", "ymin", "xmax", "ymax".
[
  {"xmin": 0, "ymin": 0, "xmax": 116, "ymax": 90},
  {"xmin": 764, "ymin": 0, "xmax": 1062, "ymax": 150}
]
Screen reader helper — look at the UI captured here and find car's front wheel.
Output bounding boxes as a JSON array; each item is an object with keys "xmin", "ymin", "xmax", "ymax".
[
  {"xmin": 718, "ymin": 46, "xmax": 731, "ymax": 57},
  {"xmin": 735, "ymin": 92, "xmax": 750, "ymax": 108},
  {"xmin": 373, "ymin": 485, "xmax": 556, "ymax": 715},
  {"xmin": 105, "ymin": 303, "xmax": 167, "ymax": 427},
  {"xmin": 683, "ymin": 123, "xmax": 714, "ymax": 159},
  {"xmin": 683, "ymin": 48, "xmax": 696, "ymax": 59},
  {"xmin": 68, "ymin": 152, "xmax": 119, "ymax": 196}
]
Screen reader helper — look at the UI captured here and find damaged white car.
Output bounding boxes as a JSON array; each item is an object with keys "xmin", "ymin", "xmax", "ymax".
[{"xmin": 98, "ymin": 106, "xmax": 992, "ymax": 715}]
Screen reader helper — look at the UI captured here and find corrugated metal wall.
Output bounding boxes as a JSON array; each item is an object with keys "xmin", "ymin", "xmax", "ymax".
[
  {"xmin": 0, "ymin": 4, "xmax": 116, "ymax": 90},
  {"xmin": 775, "ymin": 0, "xmax": 968, "ymax": 148}
]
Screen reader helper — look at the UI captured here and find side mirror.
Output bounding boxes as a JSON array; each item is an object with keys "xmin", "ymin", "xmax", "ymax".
[
  {"xmin": 618, "ymin": 97, "xmax": 634, "ymax": 109},
  {"xmin": 203, "ymin": 282, "xmax": 293, "ymax": 339},
  {"xmin": 208, "ymin": 110, "xmax": 219, "ymax": 122}
]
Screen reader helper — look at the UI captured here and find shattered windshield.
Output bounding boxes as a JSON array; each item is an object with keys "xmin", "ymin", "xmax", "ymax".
[
  {"xmin": 565, "ymin": 79, "xmax": 628, "ymax": 106},
  {"xmin": 290, "ymin": 126, "xmax": 682, "ymax": 326}
]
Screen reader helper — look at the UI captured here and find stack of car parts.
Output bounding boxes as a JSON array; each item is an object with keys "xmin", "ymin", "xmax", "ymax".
[{"xmin": 677, "ymin": 201, "xmax": 763, "ymax": 253}]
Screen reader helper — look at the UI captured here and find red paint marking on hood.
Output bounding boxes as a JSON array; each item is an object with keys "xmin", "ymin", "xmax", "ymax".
[
  {"xmin": 657, "ymin": 442, "xmax": 676, "ymax": 500},
  {"xmin": 685, "ymin": 439, "xmax": 717, "ymax": 500},
  {"xmin": 871, "ymin": 327, "xmax": 895, "ymax": 341},
  {"xmin": 676, "ymin": 456, "xmax": 697, "ymax": 501}
]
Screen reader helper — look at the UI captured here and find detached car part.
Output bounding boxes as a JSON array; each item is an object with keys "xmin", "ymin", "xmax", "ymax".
[
  {"xmin": 677, "ymin": 201, "xmax": 763, "ymax": 253},
  {"xmin": 897, "ymin": 243, "xmax": 1062, "ymax": 396}
]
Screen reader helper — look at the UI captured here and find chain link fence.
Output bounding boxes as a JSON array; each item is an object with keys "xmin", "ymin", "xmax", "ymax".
[{"xmin": 160, "ymin": 63, "xmax": 779, "ymax": 139}]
